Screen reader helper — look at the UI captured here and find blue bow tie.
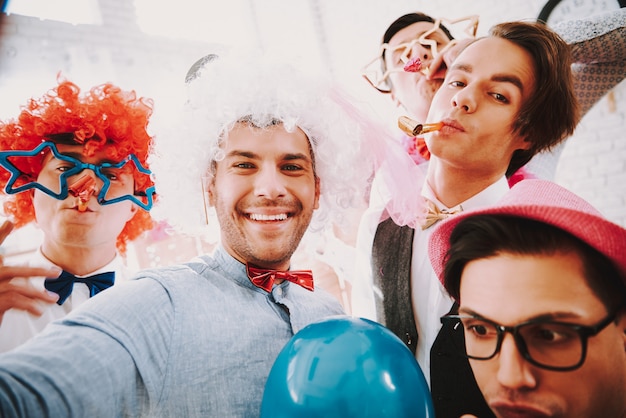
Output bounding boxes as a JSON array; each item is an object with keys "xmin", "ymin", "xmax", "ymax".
[{"xmin": 44, "ymin": 270, "xmax": 115, "ymax": 305}]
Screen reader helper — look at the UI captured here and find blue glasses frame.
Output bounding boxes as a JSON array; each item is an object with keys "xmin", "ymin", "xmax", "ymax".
[{"xmin": 0, "ymin": 141, "xmax": 156, "ymax": 211}]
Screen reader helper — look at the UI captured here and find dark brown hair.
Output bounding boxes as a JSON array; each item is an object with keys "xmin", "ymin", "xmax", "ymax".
[
  {"xmin": 488, "ymin": 21, "xmax": 580, "ymax": 176},
  {"xmin": 443, "ymin": 215, "xmax": 625, "ymax": 312}
]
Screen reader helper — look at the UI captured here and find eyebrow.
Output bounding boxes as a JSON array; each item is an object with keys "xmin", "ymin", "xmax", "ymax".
[
  {"xmin": 56, "ymin": 151, "xmax": 120, "ymax": 166},
  {"xmin": 225, "ymin": 150, "xmax": 313, "ymax": 163},
  {"xmin": 393, "ymin": 31, "xmax": 446, "ymax": 48},
  {"xmin": 398, "ymin": 30, "xmax": 430, "ymax": 42},
  {"xmin": 451, "ymin": 63, "xmax": 525, "ymax": 93},
  {"xmin": 458, "ymin": 307, "xmax": 583, "ymax": 323}
]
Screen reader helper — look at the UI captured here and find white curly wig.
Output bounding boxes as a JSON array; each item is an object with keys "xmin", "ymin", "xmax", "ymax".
[{"xmin": 148, "ymin": 48, "xmax": 392, "ymax": 240}]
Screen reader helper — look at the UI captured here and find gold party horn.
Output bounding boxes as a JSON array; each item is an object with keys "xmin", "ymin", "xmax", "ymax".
[{"xmin": 398, "ymin": 116, "xmax": 443, "ymax": 136}]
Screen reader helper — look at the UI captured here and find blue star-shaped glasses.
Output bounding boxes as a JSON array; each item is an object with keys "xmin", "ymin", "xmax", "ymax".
[{"xmin": 0, "ymin": 141, "xmax": 156, "ymax": 211}]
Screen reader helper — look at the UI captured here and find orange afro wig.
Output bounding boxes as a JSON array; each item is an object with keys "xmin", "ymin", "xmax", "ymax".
[{"xmin": 0, "ymin": 77, "xmax": 156, "ymax": 254}]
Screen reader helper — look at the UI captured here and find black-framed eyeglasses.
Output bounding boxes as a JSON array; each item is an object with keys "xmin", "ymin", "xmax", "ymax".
[{"xmin": 440, "ymin": 312, "xmax": 618, "ymax": 371}]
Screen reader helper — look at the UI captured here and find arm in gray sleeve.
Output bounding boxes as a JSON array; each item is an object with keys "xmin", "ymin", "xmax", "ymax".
[
  {"xmin": 0, "ymin": 278, "xmax": 173, "ymax": 417},
  {"xmin": 525, "ymin": 8, "xmax": 626, "ymax": 180},
  {"xmin": 554, "ymin": 8, "xmax": 626, "ymax": 117}
]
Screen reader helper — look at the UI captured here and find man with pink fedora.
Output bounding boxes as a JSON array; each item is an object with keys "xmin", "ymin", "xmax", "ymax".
[{"xmin": 428, "ymin": 179, "xmax": 626, "ymax": 418}]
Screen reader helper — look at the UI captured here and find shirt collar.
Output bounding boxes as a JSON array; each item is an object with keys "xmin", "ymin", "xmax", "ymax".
[
  {"xmin": 212, "ymin": 245, "xmax": 295, "ymax": 293},
  {"xmin": 421, "ymin": 176, "xmax": 509, "ymax": 211},
  {"xmin": 35, "ymin": 247, "xmax": 127, "ymax": 278},
  {"xmin": 213, "ymin": 245, "xmax": 256, "ymax": 290}
]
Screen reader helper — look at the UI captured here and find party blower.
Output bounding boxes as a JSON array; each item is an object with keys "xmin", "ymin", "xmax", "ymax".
[{"xmin": 398, "ymin": 115, "xmax": 444, "ymax": 137}]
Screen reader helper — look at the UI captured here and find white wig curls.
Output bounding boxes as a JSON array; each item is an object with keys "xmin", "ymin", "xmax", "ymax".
[{"xmin": 149, "ymin": 49, "xmax": 385, "ymax": 238}]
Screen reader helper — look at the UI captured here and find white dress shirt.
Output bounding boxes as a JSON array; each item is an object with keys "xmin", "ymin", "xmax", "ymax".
[
  {"xmin": 411, "ymin": 177, "xmax": 509, "ymax": 383},
  {"xmin": 0, "ymin": 249, "xmax": 130, "ymax": 352}
]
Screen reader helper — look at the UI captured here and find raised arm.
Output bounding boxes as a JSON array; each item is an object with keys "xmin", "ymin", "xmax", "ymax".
[
  {"xmin": 554, "ymin": 8, "xmax": 626, "ymax": 117},
  {"xmin": 525, "ymin": 8, "xmax": 626, "ymax": 180},
  {"xmin": 0, "ymin": 278, "xmax": 173, "ymax": 417}
]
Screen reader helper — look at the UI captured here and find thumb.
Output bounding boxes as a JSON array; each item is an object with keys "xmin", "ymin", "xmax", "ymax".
[{"xmin": 0, "ymin": 219, "xmax": 14, "ymax": 245}]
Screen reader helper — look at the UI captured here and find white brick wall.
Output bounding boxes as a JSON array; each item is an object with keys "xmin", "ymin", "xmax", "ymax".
[{"xmin": 557, "ymin": 85, "xmax": 626, "ymax": 226}]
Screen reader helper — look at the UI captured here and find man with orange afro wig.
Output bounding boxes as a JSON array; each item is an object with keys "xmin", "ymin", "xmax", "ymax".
[{"xmin": 0, "ymin": 78, "xmax": 156, "ymax": 352}]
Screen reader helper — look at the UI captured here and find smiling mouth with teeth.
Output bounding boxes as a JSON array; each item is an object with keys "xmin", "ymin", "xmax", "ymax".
[{"xmin": 249, "ymin": 213, "xmax": 289, "ymax": 221}]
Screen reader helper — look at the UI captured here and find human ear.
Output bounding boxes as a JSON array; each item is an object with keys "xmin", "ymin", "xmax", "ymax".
[
  {"xmin": 206, "ymin": 177, "xmax": 216, "ymax": 207},
  {"xmin": 515, "ymin": 137, "xmax": 532, "ymax": 151},
  {"xmin": 118, "ymin": 199, "xmax": 139, "ymax": 223},
  {"xmin": 313, "ymin": 177, "xmax": 320, "ymax": 210},
  {"xmin": 617, "ymin": 311, "xmax": 626, "ymax": 351}
]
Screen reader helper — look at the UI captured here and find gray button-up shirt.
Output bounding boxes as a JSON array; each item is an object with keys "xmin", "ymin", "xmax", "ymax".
[{"xmin": 0, "ymin": 246, "xmax": 345, "ymax": 417}]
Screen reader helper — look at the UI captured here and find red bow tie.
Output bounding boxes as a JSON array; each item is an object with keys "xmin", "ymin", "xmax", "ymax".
[{"xmin": 246, "ymin": 264, "xmax": 314, "ymax": 292}]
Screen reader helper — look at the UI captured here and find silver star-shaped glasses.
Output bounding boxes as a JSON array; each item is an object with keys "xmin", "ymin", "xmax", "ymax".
[{"xmin": 362, "ymin": 15, "xmax": 479, "ymax": 93}]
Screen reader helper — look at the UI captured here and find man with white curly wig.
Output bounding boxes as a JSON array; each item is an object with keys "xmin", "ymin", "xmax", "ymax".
[{"xmin": 0, "ymin": 49, "xmax": 384, "ymax": 417}]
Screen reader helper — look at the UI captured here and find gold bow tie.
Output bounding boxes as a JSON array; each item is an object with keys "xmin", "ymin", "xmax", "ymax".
[{"xmin": 421, "ymin": 198, "xmax": 463, "ymax": 230}]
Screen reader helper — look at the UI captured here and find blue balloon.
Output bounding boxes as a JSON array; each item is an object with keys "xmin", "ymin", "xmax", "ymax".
[{"xmin": 261, "ymin": 316, "xmax": 434, "ymax": 417}]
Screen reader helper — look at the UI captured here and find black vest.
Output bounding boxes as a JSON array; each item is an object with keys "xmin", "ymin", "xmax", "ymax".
[{"xmin": 372, "ymin": 218, "xmax": 494, "ymax": 418}]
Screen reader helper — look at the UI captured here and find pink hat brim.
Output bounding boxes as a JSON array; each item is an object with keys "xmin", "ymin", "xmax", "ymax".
[{"xmin": 429, "ymin": 180, "xmax": 626, "ymax": 290}]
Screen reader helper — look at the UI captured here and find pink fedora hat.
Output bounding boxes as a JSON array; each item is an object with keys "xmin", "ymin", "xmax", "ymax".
[{"xmin": 429, "ymin": 179, "xmax": 626, "ymax": 287}]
